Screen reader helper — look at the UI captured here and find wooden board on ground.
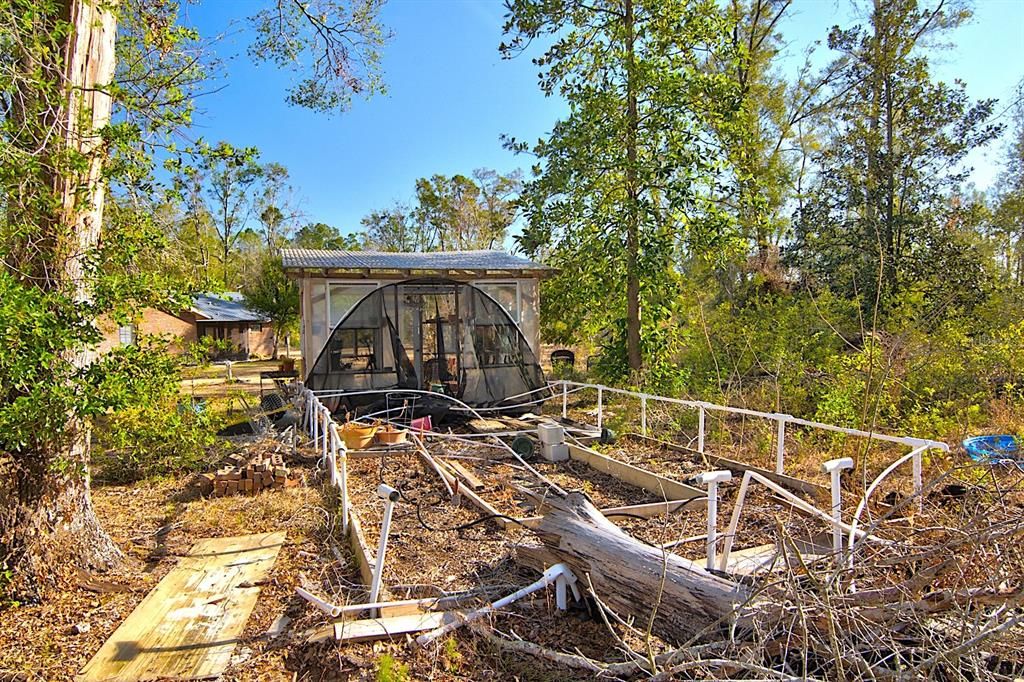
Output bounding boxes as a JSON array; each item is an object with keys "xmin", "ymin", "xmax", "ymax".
[
  {"xmin": 717, "ymin": 533, "xmax": 834, "ymax": 577},
  {"xmin": 629, "ymin": 433, "xmax": 829, "ymax": 500},
  {"xmin": 334, "ymin": 611, "xmax": 462, "ymax": 642},
  {"xmin": 77, "ymin": 532, "xmax": 286, "ymax": 682},
  {"xmin": 348, "ymin": 508, "xmax": 377, "ymax": 589},
  {"xmin": 442, "ymin": 459, "xmax": 485, "ymax": 490},
  {"xmin": 566, "ymin": 442, "xmax": 704, "ymax": 502},
  {"xmin": 467, "ymin": 418, "xmax": 508, "ymax": 433},
  {"xmin": 519, "ymin": 499, "xmax": 706, "ymax": 528}
]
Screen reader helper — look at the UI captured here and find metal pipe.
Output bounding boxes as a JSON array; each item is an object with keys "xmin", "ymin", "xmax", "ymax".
[{"xmin": 369, "ymin": 484, "xmax": 400, "ymax": 614}]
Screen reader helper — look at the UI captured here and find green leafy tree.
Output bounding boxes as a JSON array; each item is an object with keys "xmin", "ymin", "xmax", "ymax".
[
  {"xmin": 293, "ymin": 221, "xmax": 362, "ymax": 249},
  {"xmin": 0, "ymin": 0, "xmax": 391, "ymax": 594},
  {"xmin": 361, "ymin": 203, "xmax": 436, "ymax": 251},
  {"xmin": 503, "ymin": 0, "xmax": 739, "ymax": 381},
  {"xmin": 256, "ymin": 162, "xmax": 301, "ymax": 248},
  {"xmin": 789, "ymin": 0, "xmax": 1001, "ymax": 314},
  {"xmin": 991, "ymin": 80, "xmax": 1024, "ymax": 283},
  {"xmin": 168, "ymin": 141, "xmax": 265, "ymax": 289},
  {"xmin": 413, "ymin": 169, "xmax": 521, "ymax": 250},
  {"xmin": 242, "ymin": 257, "xmax": 300, "ymax": 359}
]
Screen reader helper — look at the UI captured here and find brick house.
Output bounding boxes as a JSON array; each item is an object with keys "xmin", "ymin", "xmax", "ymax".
[{"xmin": 97, "ymin": 293, "xmax": 274, "ymax": 360}]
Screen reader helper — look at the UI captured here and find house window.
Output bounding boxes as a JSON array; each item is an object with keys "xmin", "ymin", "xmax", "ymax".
[
  {"xmin": 118, "ymin": 324, "xmax": 136, "ymax": 346},
  {"xmin": 477, "ymin": 282, "xmax": 520, "ymax": 323},
  {"xmin": 328, "ymin": 283, "xmax": 379, "ymax": 328},
  {"xmin": 250, "ymin": 324, "xmax": 263, "ymax": 332}
]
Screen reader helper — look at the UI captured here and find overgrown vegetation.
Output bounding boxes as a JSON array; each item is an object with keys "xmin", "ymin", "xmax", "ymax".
[
  {"xmin": 502, "ymin": 0, "xmax": 1024, "ymax": 444},
  {"xmin": 92, "ymin": 342, "xmax": 225, "ymax": 483}
]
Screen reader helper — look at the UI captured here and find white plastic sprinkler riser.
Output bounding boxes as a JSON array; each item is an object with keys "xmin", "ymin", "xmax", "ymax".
[{"xmin": 369, "ymin": 484, "xmax": 400, "ymax": 614}]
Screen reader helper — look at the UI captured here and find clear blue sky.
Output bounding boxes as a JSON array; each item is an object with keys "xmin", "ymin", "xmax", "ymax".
[{"xmin": 180, "ymin": 0, "xmax": 1024, "ymax": 239}]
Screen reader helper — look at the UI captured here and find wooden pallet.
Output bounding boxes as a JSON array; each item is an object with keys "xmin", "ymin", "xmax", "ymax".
[{"xmin": 77, "ymin": 532, "xmax": 285, "ymax": 682}]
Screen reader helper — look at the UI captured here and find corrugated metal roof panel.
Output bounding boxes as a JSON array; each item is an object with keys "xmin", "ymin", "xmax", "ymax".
[
  {"xmin": 191, "ymin": 293, "xmax": 269, "ymax": 323},
  {"xmin": 280, "ymin": 248, "xmax": 552, "ymax": 272}
]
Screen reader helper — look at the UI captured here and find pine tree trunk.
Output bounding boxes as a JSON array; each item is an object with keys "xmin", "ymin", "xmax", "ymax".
[{"xmin": 1, "ymin": 0, "xmax": 121, "ymax": 596}]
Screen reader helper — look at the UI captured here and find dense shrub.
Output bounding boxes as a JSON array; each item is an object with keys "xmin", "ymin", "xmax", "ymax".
[{"xmin": 92, "ymin": 340, "xmax": 224, "ymax": 482}]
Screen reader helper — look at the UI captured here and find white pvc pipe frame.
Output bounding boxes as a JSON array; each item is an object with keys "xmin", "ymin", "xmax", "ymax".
[
  {"xmin": 301, "ymin": 380, "xmax": 944, "ymax": 579},
  {"xmin": 548, "ymin": 379, "xmax": 948, "ymax": 477}
]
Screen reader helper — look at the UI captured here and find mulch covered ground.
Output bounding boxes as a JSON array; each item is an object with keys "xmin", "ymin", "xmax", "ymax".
[{"xmin": 0, "ymin": 421, "xmax": 878, "ymax": 682}]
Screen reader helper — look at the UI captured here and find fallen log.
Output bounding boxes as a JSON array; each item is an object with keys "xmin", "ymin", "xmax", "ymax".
[{"xmin": 517, "ymin": 491, "xmax": 751, "ymax": 643}]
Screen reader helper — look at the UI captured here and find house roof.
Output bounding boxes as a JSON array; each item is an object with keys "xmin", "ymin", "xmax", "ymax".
[
  {"xmin": 191, "ymin": 293, "xmax": 269, "ymax": 323},
  {"xmin": 280, "ymin": 248, "xmax": 554, "ymax": 277}
]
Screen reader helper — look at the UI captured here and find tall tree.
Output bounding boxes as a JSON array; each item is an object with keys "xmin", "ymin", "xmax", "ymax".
[
  {"xmin": 790, "ymin": 0, "xmax": 1001, "ymax": 313},
  {"xmin": 504, "ymin": 0, "xmax": 738, "ymax": 379},
  {"xmin": 256, "ymin": 162, "xmax": 301, "ymax": 248},
  {"xmin": 169, "ymin": 141, "xmax": 264, "ymax": 289},
  {"xmin": 292, "ymin": 221, "xmax": 362, "ymax": 250},
  {"xmin": 991, "ymin": 81, "xmax": 1024, "ymax": 283},
  {"xmin": 0, "ymin": 0, "xmax": 391, "ymax": 593},
  {"xmin": 361, "ymin": 202, "xmax": 436, "ymax": 251},
  {"xmin": 413, "ymin": 170, "xmax": 520, "ymax": 250},
  {"xmin": 0, "ymin": 0, "xmax": 121, "ymax": 587},
  {"xmin": 242, "ymin": 256, "xmax": 300, "ymax": 359}
]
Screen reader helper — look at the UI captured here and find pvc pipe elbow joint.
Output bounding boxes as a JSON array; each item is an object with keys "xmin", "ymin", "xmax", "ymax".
[
  {"xmin": 376, "ymin": 483, "xmax": 400, "ymax": 502},
  {"xmin": 696, "ymin": 470, "xmax": 732, "ymax": 485},
  {"xmin": 822, "ymin": 457, "xmax": 855, "ymax": 473}
]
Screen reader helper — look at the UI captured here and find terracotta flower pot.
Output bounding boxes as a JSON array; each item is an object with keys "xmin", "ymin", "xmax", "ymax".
[
  {"xmin": 376, "ymin": 426, "xmax": 407, "ymax": 445},
  {"xmin": 340, "ymin": 422, "xmax": 378, "ymax": 450}
]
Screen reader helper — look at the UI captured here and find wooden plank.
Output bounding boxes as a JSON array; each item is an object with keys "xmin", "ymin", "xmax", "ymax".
[
  {"xmin": 566, "ymin": 442, "xmax": 704, "ymax": 502},
  {"xmin": 517, "ymin": 498, "xmax": 707, "ymax": 528},
  {"xmin": 442, "ymin": 459, "xmax": 485, "ymax": 491},
  {"xmin": 434, "ymin": 460, "xmax": 514, "ymax": 530},
  {"xmin": 78, "ymin": 532, "xmax": 285, "ymax": 682},
  {"xmin": 629, "ymin": 434, "xmax": 828, "ymax": 500},
  {"xmin": 600, "ymin": 498, "xmax": 707, "ymax": 517},
  {"xmin": 348, "ymin": 508, "xmax": 376, "ymax": 589},
  {"xmin": 715, "ymin": 533, "xmax": 835, "ymax": 577},
  {"xmin": 334, "ymin": 611, "xmax": 462, "ymax": 642}
]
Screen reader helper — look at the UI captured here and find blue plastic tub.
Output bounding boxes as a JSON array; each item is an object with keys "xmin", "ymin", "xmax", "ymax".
[{"xmin": 962, "ymin": 434, "xmax": 1022, "ymax": 466}]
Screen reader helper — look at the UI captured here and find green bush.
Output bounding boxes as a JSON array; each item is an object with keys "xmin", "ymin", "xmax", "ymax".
[{"xmin": 91, "ymin": 339, "xmax": 224, "ymax": 482}]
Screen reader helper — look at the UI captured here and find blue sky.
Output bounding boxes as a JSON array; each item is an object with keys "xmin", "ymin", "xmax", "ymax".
[{"xmin": 180, "ymin": 0, "xmax": 1024, "ymax": 239}]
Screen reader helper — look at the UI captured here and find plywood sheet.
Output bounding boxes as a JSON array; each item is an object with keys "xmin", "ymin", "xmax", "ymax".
[{"xmin": 77, "ymin": 532, "xmax": 286, "ymax": 682}]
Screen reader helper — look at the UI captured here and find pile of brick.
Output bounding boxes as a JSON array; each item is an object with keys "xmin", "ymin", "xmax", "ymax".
[{"xmin": 200, "ymin": 452, "xmax": 296, "ymax": 497}]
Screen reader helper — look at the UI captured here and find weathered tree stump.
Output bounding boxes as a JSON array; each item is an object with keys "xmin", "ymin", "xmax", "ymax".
[{"xmin": 517, "ymin": 492, "xmax": 751, "ymax": 643}]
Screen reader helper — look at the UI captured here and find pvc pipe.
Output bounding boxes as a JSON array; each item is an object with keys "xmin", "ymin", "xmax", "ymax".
[
  {"xmin": 847, "ymin": 445, "xmax": 928, "ymax": 563},
  {"xmin": 697, "ymin": 470, "xmax": 732, "ymax": 571},
  {"xmin": 776, "ymin": 417, "xmax": 787, "ymax": 474},
  {"xmin": 719, "ymin": 470, "xmax": 884, "ymax": 573},
  {"xmin": 296, "ymin": 586, "xmax": 342, "ymax": 617},
  {"xmin": 538, "ymin": 381, "xmax": 947, "ymax": 452},
  {"xmin": 822, "ymin": 457, "xmax": 854, "ymax": 561},
  {"xmin": 641, "ymin": 396, "xmax": 647, "ymax": 436},
  {"xmin": 416, "ymin": 563, "xmax": 578, "ymax": 647},
  {"xmin": 698, "ymin": 405, "xmax": 706, "ymax": 454},
  {"xmin": 597, "ymin": 386, "xmax": 603, "ymax": 431},
  {"xmin": 368, "ymin": 484, "xmax": 399, "ymax": 613},
  {"xmin": 562, "ymin": 381, "xmax": 568, "ymax": 419}
]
